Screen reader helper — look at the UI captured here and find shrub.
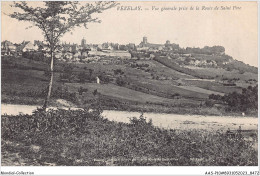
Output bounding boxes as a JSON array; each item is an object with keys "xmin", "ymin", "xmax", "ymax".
[
  {"xmin": 78, "ymin": 72, "xmax": 87, "ymax": 83},
  {"xmin": 129, "ymin": 113, "xmax": 153, "ymax": 127},
  {"xmin": 114, "ymin": 69, "xmax": 124, "ymax": 75},
  {"xmin": 116, "ymin": 77, "xmax": 127, "ymax": 86},
  {"xmin": 205, "ymin": 100, "xmax": 214, "ymax": 107},
  {"xmin": 93, "ymin": 89, "xmax": 98, "ymax": 96},
  {"xmin": 208, "ymin": 86, "xmax": 258, "ymax": 112},
  {"xmin": 1, "ymin": 109, "xmax": 257, "ymax": 166}
]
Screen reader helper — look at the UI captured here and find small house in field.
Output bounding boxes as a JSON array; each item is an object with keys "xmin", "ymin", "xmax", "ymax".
[
  {"xmin": 34, "ymin": 40, "xmax": 45, "ymax": 51},
  {"xmin": 81, "ymin": 51, "xmax": 88, "ymax": 58},
  {"xmin": 96, "ymin": 77, "xmax": 100, "ymax": 84},
  {"xmin": 1, "ymin": 40, "xmax": 16, "ymax": 55},
  {"xmin": 64, "ymin": 52, "xmax": 73, "ymax": 60},
  {"xmin": 22, "ymin": 41, "xmax": 38, "ymax": 52},
  {"xmin": 55, "ymin": 51, "xmax": 62, "ymax": 59},
  {"xmin": 73, "ymin": 51, "xmax": 81, "ymax": 59},
  {"xmin": 90, "ymin": 44, "xmax": 97, "ymax": 51}
]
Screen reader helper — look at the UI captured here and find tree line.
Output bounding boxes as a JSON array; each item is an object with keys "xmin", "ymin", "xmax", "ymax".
[{"xmin": 209, "ymin": 85, "xmax": 258, "ymax": 112}]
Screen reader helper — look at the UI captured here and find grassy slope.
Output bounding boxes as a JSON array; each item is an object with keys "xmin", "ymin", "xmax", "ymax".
[
  {"xmin": 181, "ymin": 79, "xmax": 242, "ymax": 94},
  {"xmin": 1, "ymin": 56, "xmax": 63, "ymax": 105},
  {"xmin": 1, "ymin": 55, "xmax": 257, "ymax": 115},
  {"xmin": 138, "ymin": 60, "xmax": 195, "ymax": 79},
  {"xmin": 178, "ymin": 86, "xmax": 224, "ymax": 96},
  {"xmin": 1, "ymin": 57, "xmax": 199, "ymax": 112},
  {"xmin": 66, "ymin": 83, "xmax": 176, "ymax": 104},
  {"xmin": 75, "ymin": 59, "xmax": 226, "ymax": 99},
  {"xmin": 153, "ymin": 57, "xmax": 257, "ymax": 94},
  {"xmin": 125, "ymin": 77, "xmax": 209, "ymax": 99},
  {"xmin": 186, "ymin": 66, "xmax": 258, "ymax": 81}
]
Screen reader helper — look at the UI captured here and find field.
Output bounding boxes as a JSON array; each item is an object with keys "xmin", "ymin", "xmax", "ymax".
[
  {"xmin": 66, "ymin": 83, "xmax": 176, "ymax": 104},
  {"xmin": 178, "ymin": 86, "xmax": 224, "ymax": 96},
  {"xmin": 1, "ymin": 53, "xmax": 258, "ymax": 167},
  {"xmin": 1, "ymin": 55, "xmax": 258, "ymax": 116},
  {"xmin": 185, "ymin": 66, "xmax": 258, "ymax": 81},
  {"xmin": 1, "ymin": 109, "xmax": 258, "ymax": 166},
  {"xmin": 138, "ymin": 60, "xmax": 195, "ymax": 79},
  {"xmin": 181, "ymin": 79, "xmax": 242, "ymax": 94}
]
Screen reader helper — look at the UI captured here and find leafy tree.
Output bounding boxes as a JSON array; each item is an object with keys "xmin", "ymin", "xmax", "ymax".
[
  {"xmin": 114, "ymin": 69, "xmax": 124, "ymax": 75},
  {"xmin": 116, "ymin": 77, "xmax": 127, "ymax": 86},
  {"xmin": 9, "ymin": 1, "xmax": 117, "ymax": 110},
  {"xmin": 78, "ymin": 71, "xmax": 87, "ymax": 83},
  {"xmin": 89, "ymin": 69, "xmax": 94, "ymax": 77},
  {"xmin": 63, "ymin": 64, "xmax": 74, "ymax": 81},
  {"xmin": 205, "ymin": 99, "xmax": 214, "ymax": 108},
  {"xmin": 210, "ymin": 86, "xmax": 258, "ymax": 112},
  {"xmin": 98, "ymin": 74, "xmax": 110, "ymax": 83},
  {"xmin": 93, "ymin": 89, "xmax": 98, "ymax": 96}
]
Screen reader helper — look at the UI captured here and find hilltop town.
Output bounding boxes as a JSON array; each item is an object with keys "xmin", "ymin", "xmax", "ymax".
[
  {"xmin": 1, "ymin": 1, "xmax": 258, "ymax": 168},
  {"xmin": 2, "ymin": 36, "xmax": 225, "ymax": 65},
  {"xmin": 1, "ymin": 37, "xmax": 258, "ymax": 115}
]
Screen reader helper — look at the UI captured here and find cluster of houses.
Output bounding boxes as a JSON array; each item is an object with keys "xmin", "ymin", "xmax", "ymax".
[
  {"xmin": 1, "ymin": 38, "xmax": 134, "ymax": 60},
  {"xmin": 1, "ymin": 40, "xmax": 44, "ymax": 56},
  {"xmin": 1, "ymin": 37, "xmax": 225, "ymax": 63},
  {"xmin": 180, "ymin": 57, "xmax": 218, "ymax": 67},
  {"xmin": 1, "ymin": 36, "xmax": 180, "ymax": 57}
]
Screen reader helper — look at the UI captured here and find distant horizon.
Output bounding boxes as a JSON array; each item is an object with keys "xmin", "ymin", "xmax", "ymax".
[
  {"xmin": 1, "ymin": 37, "xmax": 229, "ymax": 47},
  {"xmin": 2, "ymin": 37, "xmax": 257, "ymax": 68},
  {"xmin": 1, "ymin": 1, "xmax": 258, "ymax": 67}
]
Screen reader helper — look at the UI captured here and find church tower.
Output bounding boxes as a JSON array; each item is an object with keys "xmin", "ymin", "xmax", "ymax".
[
  {"xmin": 143, "ymin": 36, "xmax": 148, "ymax": 44},
  {"xmin": 81, "ymin": 37, "xmax": 86, "ymax": 47}
]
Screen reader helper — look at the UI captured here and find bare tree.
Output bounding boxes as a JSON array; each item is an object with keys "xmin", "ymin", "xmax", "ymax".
[{"xmin": 9, "ymin": 1, "xmax": 117, "ymax": 110}]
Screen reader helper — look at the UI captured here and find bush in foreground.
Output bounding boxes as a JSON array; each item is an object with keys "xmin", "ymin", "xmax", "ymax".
[{"xmin": 1, "ymin": 109, "xmax": 257, "ymax": 166}]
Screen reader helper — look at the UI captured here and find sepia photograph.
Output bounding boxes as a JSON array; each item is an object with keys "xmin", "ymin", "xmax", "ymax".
[{"xmin": 0, "ymin": 0, "xmax": 258, "ymax": 173}]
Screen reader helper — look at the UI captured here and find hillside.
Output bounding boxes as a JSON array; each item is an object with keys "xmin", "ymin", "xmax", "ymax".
[{"xmin": 1, "ymin": 52, "xmax": 258, "ymax": 116}]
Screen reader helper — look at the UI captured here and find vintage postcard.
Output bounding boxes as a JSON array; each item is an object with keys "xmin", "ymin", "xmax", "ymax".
[{"xmin": 1, "ymin": 0, "xmax": 258, "ymax": 175}]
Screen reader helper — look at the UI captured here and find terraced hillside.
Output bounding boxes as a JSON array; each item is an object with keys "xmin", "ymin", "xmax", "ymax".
[{"xmin": 1, "ymin": 54, "xmax": 258, "ymax": 115}]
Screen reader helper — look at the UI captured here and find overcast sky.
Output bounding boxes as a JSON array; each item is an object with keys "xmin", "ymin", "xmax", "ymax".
[{"xmin": 1, "ymin": 1, "xmax": 258, "ymax": 66}]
